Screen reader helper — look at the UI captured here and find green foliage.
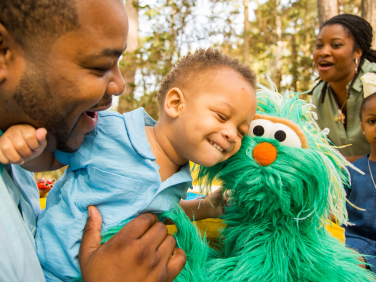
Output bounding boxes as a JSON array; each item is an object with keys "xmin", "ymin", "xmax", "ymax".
[{"xmin": 118, "ymin": 0, "xmax": 361, "ymax": 115}]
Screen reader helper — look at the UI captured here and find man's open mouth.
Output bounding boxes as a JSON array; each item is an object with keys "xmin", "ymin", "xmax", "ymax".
[{"xmin": 84, "ymin": 111, "xmax": 97, "ymax": 119}]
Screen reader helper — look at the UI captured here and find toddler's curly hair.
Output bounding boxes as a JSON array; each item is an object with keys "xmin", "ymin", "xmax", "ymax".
[{"xmin": 158, "ymin": 48, "xmax": 257, "ymax": 105}]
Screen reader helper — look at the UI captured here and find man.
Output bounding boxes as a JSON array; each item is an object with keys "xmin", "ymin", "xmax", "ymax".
[{"xmin": 0, "ymin": 0, "xmax": 186, "ymax": 281}]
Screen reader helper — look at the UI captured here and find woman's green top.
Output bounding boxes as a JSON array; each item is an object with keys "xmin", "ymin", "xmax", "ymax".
[{"xmin": 311, "ymin": 59, "xmax": 376, "ymax": 157}]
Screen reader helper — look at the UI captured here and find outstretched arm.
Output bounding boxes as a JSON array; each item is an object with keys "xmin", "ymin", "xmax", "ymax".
[
  {"xmin": 179, "ymin": 188, "xmax": 228, "ymax": 221},
  {"xmin": 0, "ymin": 124, "xmax": 64, "ymax": 172}
]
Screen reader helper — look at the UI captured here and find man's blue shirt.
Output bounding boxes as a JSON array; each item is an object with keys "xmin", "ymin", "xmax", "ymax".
[
  {"xmin": 35, "ymin": 108, "xmax": 192, "ymax": 281},
  {"xmin": 0, "ymin": 163, "xmax": 45, "ymax": 281}
]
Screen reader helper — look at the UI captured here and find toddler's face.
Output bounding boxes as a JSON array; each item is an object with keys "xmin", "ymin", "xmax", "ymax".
[
  {"xmin": 172, "ymin": 68, "xmax": 257, "ymax": 167},
  {"xmin": 361, "ymin": 95, "xmax": 376, "ymax": 148}
]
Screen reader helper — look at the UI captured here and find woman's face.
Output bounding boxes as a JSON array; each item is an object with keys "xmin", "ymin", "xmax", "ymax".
[{"xmin": 313, "ymin": 24, "xmax": 363, "ymax": 84}]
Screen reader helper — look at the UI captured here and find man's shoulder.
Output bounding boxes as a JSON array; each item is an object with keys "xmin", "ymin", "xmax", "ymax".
[{"xmin": 0, "ymin": 173, "xmax": 46, "ymax": 282}]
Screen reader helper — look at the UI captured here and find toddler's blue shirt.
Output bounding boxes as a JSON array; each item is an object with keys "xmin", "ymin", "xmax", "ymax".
[{"xmin": 35, "ymin": 108, "xmax": 192, "ymax": 281}]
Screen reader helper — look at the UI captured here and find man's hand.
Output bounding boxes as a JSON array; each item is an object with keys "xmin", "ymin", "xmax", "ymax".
[
  {"xmin": 0, "ymin": 125, "xmax": 47, "ymax": 165},
  {"xmin": 79, "ymin": 206, "xmax": 186, "ymax": 282}
]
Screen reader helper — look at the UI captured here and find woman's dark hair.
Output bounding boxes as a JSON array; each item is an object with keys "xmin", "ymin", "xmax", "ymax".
[{"xmin": 310, "ymin": 14, "xmax": 376, "ymax": 103}]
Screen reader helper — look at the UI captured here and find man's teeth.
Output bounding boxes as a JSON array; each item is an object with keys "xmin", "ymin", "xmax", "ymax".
[{"xmin": 210, "ymin": 141, "xmax": 224, "ymax": 152}]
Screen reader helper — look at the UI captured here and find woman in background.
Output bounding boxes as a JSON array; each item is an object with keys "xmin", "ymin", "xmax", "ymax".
[{"xmin": 310, "ymin": 14, "xmax": 376, "ymax": 162}]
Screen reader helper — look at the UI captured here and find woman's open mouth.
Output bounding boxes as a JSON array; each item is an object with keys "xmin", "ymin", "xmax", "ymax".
[{"xmin": 318, "ymin": 61, "xmax": 334, "ymax": 71}]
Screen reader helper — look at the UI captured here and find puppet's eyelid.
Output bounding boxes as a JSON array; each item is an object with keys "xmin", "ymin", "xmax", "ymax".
[
  {"xmin": 272, "ymin": 123, "xmax": 302, "ymax": 148},
  {"xmin": 247, "ymin": 119, "xmax": 273, "ymax": 138}
]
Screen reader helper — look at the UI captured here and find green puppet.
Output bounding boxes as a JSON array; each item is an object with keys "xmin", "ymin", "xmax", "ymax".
[{"xmin": 161, "ymin": 87, "xmax": 376, "ymax": 281}]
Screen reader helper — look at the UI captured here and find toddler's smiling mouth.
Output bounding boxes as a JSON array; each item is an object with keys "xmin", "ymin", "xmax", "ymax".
[{"xmin": 209, "ymin": 140, "xmax": 224, "ymax": 152}]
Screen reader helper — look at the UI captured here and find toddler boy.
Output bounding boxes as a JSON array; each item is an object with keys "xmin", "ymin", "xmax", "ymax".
[{"xmin": 0, "ymin": 48, "xmax": 257, "ymax": 280}]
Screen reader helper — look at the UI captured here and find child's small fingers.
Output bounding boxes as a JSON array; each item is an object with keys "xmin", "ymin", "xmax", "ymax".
[
  {"xmin": 21, "ymin": 128, "xmax": 42, "ymax": 151},
  {"xmin": 0, "ymin": 150, "xmax": 10, "ymax": 165},
  {"xmin": 1, "ymin": 141, "xmax": 24, "ymax": 164},
  {"xmin": 35, "ymin": 128, "xmax": 47, "ymax": 147}
]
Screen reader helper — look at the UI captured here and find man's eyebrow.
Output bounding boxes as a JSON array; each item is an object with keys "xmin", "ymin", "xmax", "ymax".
[{"xmin": 86, "ymin": 45, "xmax": 127, "ymax": 60}]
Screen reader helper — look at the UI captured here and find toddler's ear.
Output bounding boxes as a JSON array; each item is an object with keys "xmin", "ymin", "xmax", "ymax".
[{"xmin": 164, "ymin": 87, "xmax": 185, "ymax": 118}]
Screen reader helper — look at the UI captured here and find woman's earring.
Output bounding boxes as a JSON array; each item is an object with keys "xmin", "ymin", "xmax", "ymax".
[{"xmin": 355, "ymin": 57, "xmax": 358, "ymax": 73}]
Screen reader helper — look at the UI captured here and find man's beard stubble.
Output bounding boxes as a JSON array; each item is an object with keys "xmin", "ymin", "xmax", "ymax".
[{"xmin": 13, "ymin": 65, "xmax": 78, "ymax": 153}]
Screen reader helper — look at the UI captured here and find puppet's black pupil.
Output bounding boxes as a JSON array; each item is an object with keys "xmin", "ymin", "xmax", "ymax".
[
  {"xmin": 274, "ymin": 130, "xmax": 286, "ymax": 142},
  {"xmin": 253, "ymin": 125, "xmax": 264, "ymax": 136}
]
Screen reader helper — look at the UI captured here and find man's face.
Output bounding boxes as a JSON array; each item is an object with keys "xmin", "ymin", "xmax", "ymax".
[{"xmin": 14, "ymin": 0, "xmax": 128, "ymax": 152}]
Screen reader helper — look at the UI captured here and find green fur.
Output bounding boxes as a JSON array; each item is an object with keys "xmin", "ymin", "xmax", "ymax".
[
  {"xmin": 170, "ymin": 89, "xmax": 376, "ymax": 281},
  {"xmin": 98, "ymin": 89, "xmax": 375, "ymax": 281}
]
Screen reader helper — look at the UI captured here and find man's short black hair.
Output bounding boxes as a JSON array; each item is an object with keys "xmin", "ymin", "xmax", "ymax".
[{"xmin": 0, "ymin": 0, "xmax": 79, "ymax": 49}]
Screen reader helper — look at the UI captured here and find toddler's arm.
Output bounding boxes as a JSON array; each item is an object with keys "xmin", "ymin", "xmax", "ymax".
[
  {"xmin": 179, "ymin": 188, "xmax": 228, "ymax": 221},
  {"xmin": 0, "ymin": 124, "xmax": 64, "ymax": 172}
]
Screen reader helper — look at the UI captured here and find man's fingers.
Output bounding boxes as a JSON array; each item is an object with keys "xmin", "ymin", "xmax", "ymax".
[
  {"xmin": 116, "ymin": 213, "xmax": 158, "ymax": 240},
  {"xmin": 79, "ymin": 206, "xmax": 103, "ymax": 265},
  {"xmin": 157, "ymin": 234, "xmax": 177, "ymax": 264},
  {"xmin": 141, "ymin": 221, "xmax": 169, "ymax": 249},
  {"xmin": 166, "ymin": 247, "xmax": 186, "ymax": 280}
]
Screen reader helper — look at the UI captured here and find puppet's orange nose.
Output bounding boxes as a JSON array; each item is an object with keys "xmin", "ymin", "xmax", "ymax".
[{"xmin": 253, "ymin": 142, "xmax": 277, "ymax": 166}]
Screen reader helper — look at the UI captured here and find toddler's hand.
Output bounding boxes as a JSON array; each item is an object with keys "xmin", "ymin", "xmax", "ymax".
[
  {"xmin": 205, "ymin": 188, "xmax": 230, "ymax": 218},
  {"xmin": 0, "ymin": 125, "xmax": 47, "ymax": 165}
]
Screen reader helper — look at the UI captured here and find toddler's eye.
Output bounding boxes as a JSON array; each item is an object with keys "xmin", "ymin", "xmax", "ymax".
[
  {"xmin": 271, "ymin": 123, "xmax": 302, "ymax": 148},
  {"xmin": 217, "ymin": 113, "xmax": 228, "ymax": 121},
  {"xmin": 238, "ymin": 129, "xmax": 245, "ymax": 137},
  {"xmin": 368, "ymin": 119, "xmax": 376, "ymax": 124},
  {"xmin": 247, "ymin": 119, "xmax": 273, "ymax": 138}
]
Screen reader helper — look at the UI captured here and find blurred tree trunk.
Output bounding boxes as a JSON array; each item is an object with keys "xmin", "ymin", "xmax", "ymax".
[
  {"xmin": 273, "ymin": 0, "xmax": 282, "ymax": 89},
  {"xmin": 302, "ymin": 0, "xmax": 311, "ymax": 96},
  {"xmin": 243, "ymin": 0, "xmax": 250, "ymax": 64},
  {"xmin": 117, "ymin": 0, "xmax": 139, "ymax": 114},
  {"xmin": 361, "ymin": 0, "xmax": 376, "ymax": 49},
  {"xmin": 317, "ymin": 0, "xmax": 338, "ymax": 27}
]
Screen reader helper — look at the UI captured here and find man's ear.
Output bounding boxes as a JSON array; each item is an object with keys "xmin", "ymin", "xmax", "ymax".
[
  {"xmin": 164, "ymin": 87, "xmax": 185, "ymax": 118},
  {"xmin": 0, "ymin": 23, "xmax": 14, "ymax": 83}
]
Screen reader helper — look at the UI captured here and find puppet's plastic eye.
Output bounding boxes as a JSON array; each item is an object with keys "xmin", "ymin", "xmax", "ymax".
[
  {"xmin": 248, "ymin": 119, "xmax": 274, "ymax": 138},
  {"xmin": 271, "ymin": 123, "xmax": 302, "ymax": 148}
]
